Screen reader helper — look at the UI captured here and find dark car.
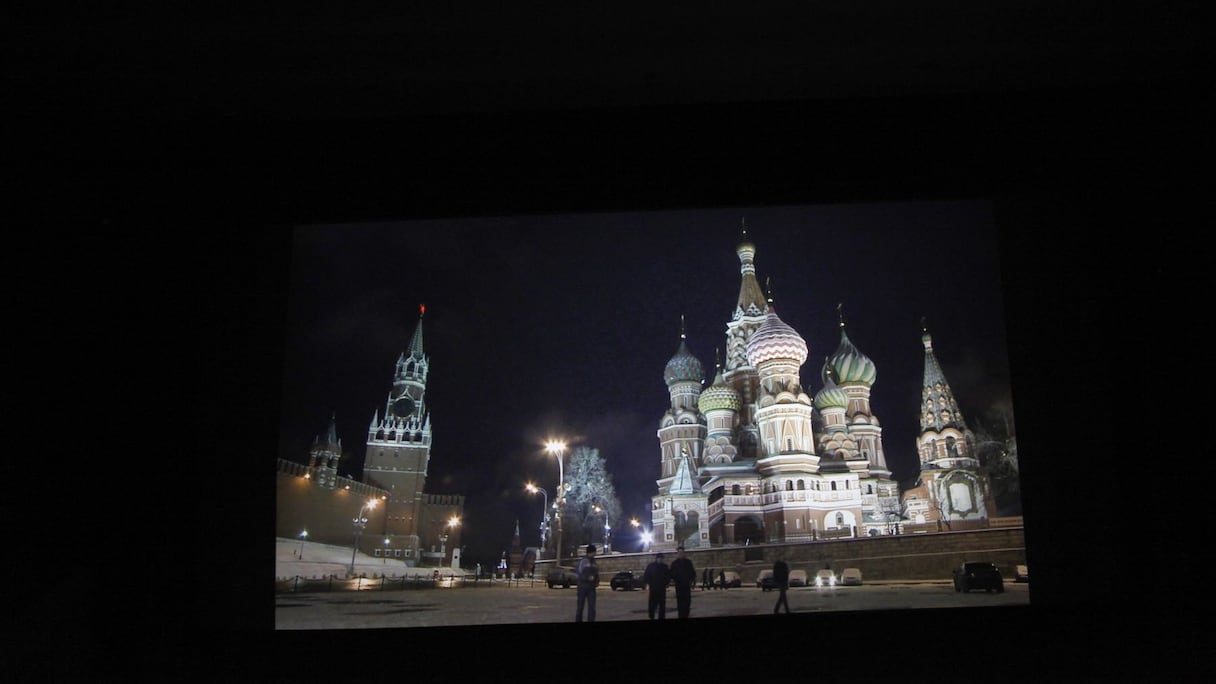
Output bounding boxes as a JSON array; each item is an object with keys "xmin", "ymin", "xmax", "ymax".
[
  {"xmin": 546, "ymin": 566, "xmax": 579, "ymax": 589},
  {"xmin": 758, "ymin": 569, "xmax": 777, "ymax": 591},
  {"xmin": 609, "ymin": 570, "xmax": 645, "ymax": 591},
  {"xmin": 953, "ymin": 561, "xmax": 1005, "ymax": 593}
]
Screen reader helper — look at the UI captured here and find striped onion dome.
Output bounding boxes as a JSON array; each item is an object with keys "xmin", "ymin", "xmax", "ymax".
[
  {"xmin": 663, "ymin": 339, "xmax": 704, "ymax": 387},
  {"xmin": 746, "ymin": 306, "xmax": 808, "ymax": 367},
  {"xmin": 826, "ymin": 325, "xmax": 876, "ymax": 386},
  {"xmin": 814, "ymin": 370, "xmax": 849, "ymax": 411},
  {"xmin": 698, "ymin": 367, "xmax": 742, "ymax": 412}
]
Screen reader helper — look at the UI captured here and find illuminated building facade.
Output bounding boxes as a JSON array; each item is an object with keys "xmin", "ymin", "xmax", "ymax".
[{"xmin": 649, "ymin": 229, "xmax": 991, "ymax": 550}]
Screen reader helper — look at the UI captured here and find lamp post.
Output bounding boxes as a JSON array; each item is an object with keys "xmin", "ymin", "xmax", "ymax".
[
  {"xmin": 383, "ymin": 537, "xmax": 389, "ymax": 564},
  {"xmin": 298, "ymin": 529, "xmax": 307, "ymax": 560},
  {"xmin": 439, "ymin": 515, "xmax": 460, "ymax": 567},
  {"xmin": 526, "ymin": 482, "xmax": 549, "ymax": 558},
  {"xmin": 593, "ymin": 504, "xmax": 609, "ymax": 554},
  {"xmin": 348, "ymin": 499, "xmax": 377, "ymax": 577},
  {"xmin": 546, "ymin": 440, "xmax": 566, "ymax": 561}
]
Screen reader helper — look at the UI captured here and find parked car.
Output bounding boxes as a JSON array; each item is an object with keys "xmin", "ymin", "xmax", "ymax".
[
  {"xmin": 756, "ymin": 569, "xmax": 775, "ymax": 590},
  {"xmin": 1014, "ymin": 564, "xmax": 1029, "ymax": 583},
  {"xmin": 788, "ymin": 569, "xmax": 808, "ymax": 587},
  {"xmin": 720, "ymin": 570, "xmax": 742, "ymax": 588},
  {"xmin": 609, "ymin": 570, "xmax": 645, "ymax": 591},
  {"xmin": 814, "ymin": 569, "xmax": 837, "ymax": 587},
  {"xmin": 840, "ymin": 568, "xmax": 863, "ymax": 586},
  {"xmin": 546, "ymin": 566, "xmax": 578, "ymax": 589},
  {"xmin": 952, "ymin": 561, "xmax": 1005, "ymax": 593}
]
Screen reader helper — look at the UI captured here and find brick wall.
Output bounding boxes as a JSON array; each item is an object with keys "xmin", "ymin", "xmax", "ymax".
[{"xmin": 542, "ymin": 527, "xmax": 1025, "ymax": 583}]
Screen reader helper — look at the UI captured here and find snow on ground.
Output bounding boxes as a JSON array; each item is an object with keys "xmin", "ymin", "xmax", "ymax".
[{"xmin": 275, "ymin": 537, "xmax": 459, "ymax": 580}]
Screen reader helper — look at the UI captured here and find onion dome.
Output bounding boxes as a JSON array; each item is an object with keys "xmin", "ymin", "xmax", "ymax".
[
  {"xmin": 814, "ymin": 369, "xmax": 848, "ymax": 411},
  {"xmin": 698, "ymin": 366, "xmax": 742, "ymax": 413},
  {"xmin": 746, "ymin": 305, "xmax": 808, "ymax": 367},
  {"xmin": 664, "ymin": 318, "xmax": 704, "ymax": 386},
  {"xmin": 826, "ymin": 305, "xmax": 876, "ymax": 386}
]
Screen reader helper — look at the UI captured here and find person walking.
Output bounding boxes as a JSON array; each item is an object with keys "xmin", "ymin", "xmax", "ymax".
[
  {"xmin": 701, "ymin": 567, "xmax": 710, "ymax": 591},
  {"xmin": 719, "ymin": 568, "xmax": 728, "ymax": 590},
  {"xmin": 642, "ymin": 552, "xmax": 671, "ymax": 620},
  {"xmin": 669, "ymin": 545, "xmax": 696, "ymax": 619},
  {"xmin": 575, "ymin": 544, "xmax": 600, "ymax": 622},
  {"xmin": 772, "ymin": 557, "xmax": 791, "ymax": 614}
]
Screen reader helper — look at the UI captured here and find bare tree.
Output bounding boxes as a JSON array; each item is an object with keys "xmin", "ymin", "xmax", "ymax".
[
  {"xmin": 972, "ymin": 401, "xmax": 1021, "ymax": 514},
  {"xmin": 562, "ymin": 446, "xmax": 623, "ymax": 549}
]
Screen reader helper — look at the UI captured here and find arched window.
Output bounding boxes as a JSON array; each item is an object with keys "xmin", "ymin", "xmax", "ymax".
[
  {"xmin": 786, "ymin": 480, "xmax": 794, "ymax": 491},
  {"xmin": 835, "ymin": 512, "xmax": 845, "ymax": 526},
  {"xmin": 797, "ymin": 480, "xmax": 805, "ymax": 490},
  {"xmin": 732, "ymin": 484, "xmax": 741, "ymax": 496},
  {"xmin": 831, "ymin": 481, "xmax": 837, "ymax": 491}
]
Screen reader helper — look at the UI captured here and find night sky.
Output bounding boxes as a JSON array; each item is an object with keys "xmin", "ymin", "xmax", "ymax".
[{"xmin": 276, "ymin": 200, "xmax": 1012, "ymax": 567}]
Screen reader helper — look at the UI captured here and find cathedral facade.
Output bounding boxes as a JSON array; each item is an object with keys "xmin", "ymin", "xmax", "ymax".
[
  {"xmin": 275, "ymin": 309, "xmax": 466, "ymax": 572},
  {"xmin": 649, "ymin": 230, "xmax": 993, "ymax": 551}
]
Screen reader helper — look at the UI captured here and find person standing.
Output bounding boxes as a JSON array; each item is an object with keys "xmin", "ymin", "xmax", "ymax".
[
  {"xmin": 575, "ymin": 544, "xmax": 600, "ymax": 622},
  {"xmin": 772, "ymin": 558, "xmax": 791, "ymax": 614},
  {"xmin": 701, "ymin": 567, "xmax": 710, "ymax": 591},
  {"xmin": 642, "ymin": 552, "xmax": 671, "ymax": 620},
  {"xmin": 719, "ymin": 568, "xmax": 728, "ymax": 590},
  {"xmin": 669, "ymin": 545, "xmax": 696, "ymax": 619}
]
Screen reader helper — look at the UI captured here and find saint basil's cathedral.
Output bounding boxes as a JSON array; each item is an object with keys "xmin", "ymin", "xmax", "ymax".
[{"xmin": 649, "ymin": 230, "xmax": 996, "ymax": 551}]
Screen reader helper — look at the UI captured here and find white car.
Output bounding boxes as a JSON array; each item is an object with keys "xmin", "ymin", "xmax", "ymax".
[
  {"xmin": 840, "ymin": 568, "xmax": 863, "ymax": 586},
  {"xmin": 788, "ymin": 569, "xmax": 808, "ymax": 587},
  {"xmin": 814, "ymin": 569, "xmax": 837, "ymax": 587}
]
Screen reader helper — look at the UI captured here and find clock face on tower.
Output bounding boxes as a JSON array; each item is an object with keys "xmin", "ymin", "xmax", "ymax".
[{"xmin": 393, "ymin": 395, "xmax": 415, "ymax": 417}]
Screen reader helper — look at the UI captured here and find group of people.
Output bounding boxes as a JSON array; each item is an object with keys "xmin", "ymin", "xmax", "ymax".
[
  {"xmin": 639, "ymin": 545, "xmax": 696, "ymax": 619},
  {"xmin": 700, "ymin": 567, "xmax": 731, "ymax": 590},
  {"xmin": 574, "ymin": 543, "xmax": 794, "ymax": 622}
]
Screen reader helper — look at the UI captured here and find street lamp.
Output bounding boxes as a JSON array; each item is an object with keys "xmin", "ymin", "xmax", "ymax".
[
  {"xmin": 545, "ymin": 440, "xmax": 566, "ymax": 561},
  {"xmin": 593, "ymin": 504, "xmax": 609, "ymax": 554},
  {"xmin": 525, "ymin": 482, "xmax": 549, "ymax": 558},
  {"xmin": 383, "ymin": 537, "xmax": 389, "ymax": 564},
  {"xmin": 298, "ymin": 529, "xmax": 307, "ymax": 560},
  {"xmin": 439, "ymin": 515, "xmax": 461, "ymax": 567},
  {"xmin": 348, "ymin": 498, "xmax": 377, "ymax": 577}
]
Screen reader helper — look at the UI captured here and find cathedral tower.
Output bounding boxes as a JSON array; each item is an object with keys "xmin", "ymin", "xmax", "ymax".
[
  {"xmin": 654, "ymin": 318, "xmax": 710, "ymax": 548},
  {"xmin": 906, "ymin": 322, "xmax": 994, "ymax": 527},
  {"xmin": 722, "ymin": 222, "xmax": 767, "ymax": 460}
]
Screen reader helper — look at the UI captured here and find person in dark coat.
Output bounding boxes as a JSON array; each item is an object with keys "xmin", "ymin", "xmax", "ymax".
[
  {"xmin": 772, "ymin": 558, "xmax": 791, "ymax": 614},
  {"xmin": 668, "ymin": 545, "xmax": 696, "ymax": 619},
  {"xmin": 642, "ymin": 552, "xmax": 671, "ymax": 620},
  {"xmin": 719, "ymin": 568, "xmax": 728, "ymax": 590}
]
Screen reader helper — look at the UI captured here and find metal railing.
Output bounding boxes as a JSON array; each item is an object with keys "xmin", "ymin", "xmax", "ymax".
[{"xmin": 275, "ymin": 572, "xmax": 551, "ymax": 594}]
